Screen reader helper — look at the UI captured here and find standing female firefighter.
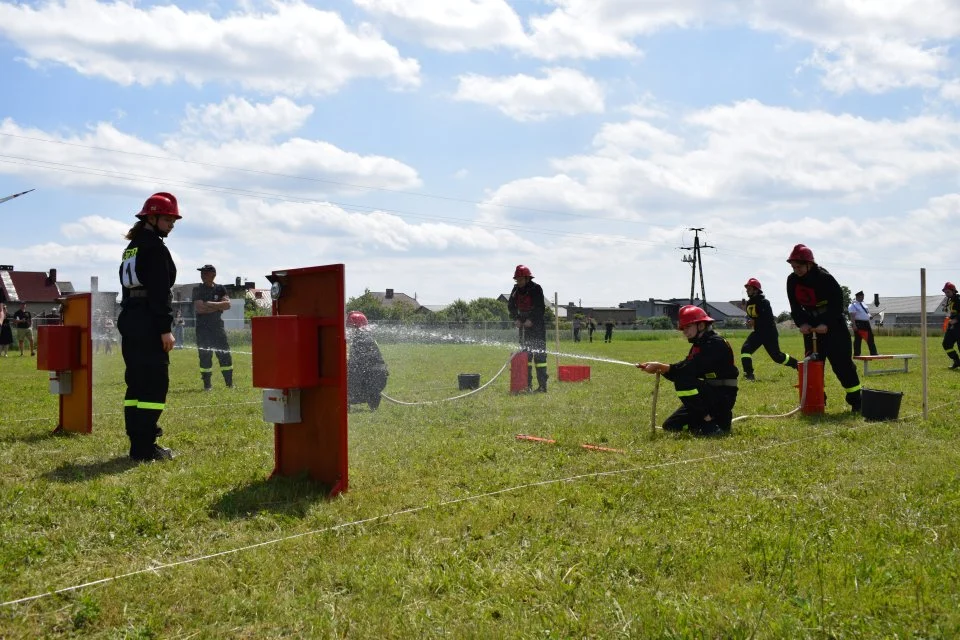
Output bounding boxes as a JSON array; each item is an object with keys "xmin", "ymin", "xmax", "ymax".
[
  {"xmin": 507, "ymin": 265, "xmax": 548, "ymax": 393},
  {"xmin": 740, "ymin": 277, "xmax": 798, "ymax": 380},
  {"xmin": 785, "ymin": 243, "xmax": 862, "ymax": 413},
  {"xmin": 118, "ymin": 192, "xmax": 179, "ymax": 461},
  {"xmin": 637, "ymin": 305, "xmax": 739, "ymax": 436}
]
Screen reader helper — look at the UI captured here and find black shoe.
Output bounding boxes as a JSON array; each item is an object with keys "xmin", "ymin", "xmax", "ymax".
[
  {"xmin": 536, "ymin": 386, "xmax": 547, "ymax": 393},
  {"xmin": 951, "ymin": 361, "xmax": 960, "ymax": 370},
  {"xmin": 132, "ymin": 445, "xmax": 175, "ymax": 462},
  {"xmin": 744, "ymin": 373, "xmax": 756, "ymax": 381},
  {"xmin": 203, "ymin": 385, "xmax": 213, "ymax": 392}
]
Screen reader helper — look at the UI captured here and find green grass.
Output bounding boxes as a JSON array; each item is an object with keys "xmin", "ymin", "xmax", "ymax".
[{"xmin": 2, "ymin": 334, "xmax": 960, "ymax": 638}]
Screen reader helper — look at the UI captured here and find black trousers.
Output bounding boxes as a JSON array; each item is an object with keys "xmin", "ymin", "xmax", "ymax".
[
  {"xmin": 740, "ymin": 331, "xmax": 797, "ymax": 375},
  {"xmin": 943, "ymin": 322, "xmax": 960, "ymax": 363},
  {"xmin": 197, "ymin": 327, "xmax": 233, "ymax": 385},
  {"xmin": 118, "ymin": 306, "xmax": 169, "ymax": 459},
  {"xmin": 803, "ymin": 322, "xmax": 862, "ymax": 408},
  {"xmin": 520, "ymin": 328, "xmax": 548, "ymax": 389},
  {"xmin": 663, "ymin": 385, "xmax": 738, "ymax": 435},
  {"xmin": 348, "ymin": 368, "xmax": 388, "ymax": 409},
  {"xmin": 853, "ymin": 320, "xmax": 878, "ymax": 356}
]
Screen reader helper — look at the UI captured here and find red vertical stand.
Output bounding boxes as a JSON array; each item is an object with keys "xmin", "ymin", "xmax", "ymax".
[
  {"xmin": 797, "ymin": 360, "xmax": 825, "ymax": 415},
  {"xmin": 251, "ymin": 265, "xmax": 347, "ymax": 496},
  {"xmin": 510, "ymin": 351, "xmax": 528, "ymax": 394},
  {"xmin": 37, "ymin": 293, "xmax": 92, "ymax": 434}
]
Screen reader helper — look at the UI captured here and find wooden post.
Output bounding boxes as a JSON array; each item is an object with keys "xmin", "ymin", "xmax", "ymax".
[
  {"xmin": 650, "ymin": 372, "xmax": 661, "ymax": 438},
  {"xmin": 921, "ymin": 268, "xmax": 928, "ymax": 420}
]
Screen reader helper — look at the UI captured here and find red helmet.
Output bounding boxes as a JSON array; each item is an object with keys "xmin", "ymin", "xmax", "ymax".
[
  {"xmin": 137, "ymin": 192, "xmax": 181, "ymax": 219},
  {"xmin": 786, "ymin": 243, "xmax": 814, "ymax": 263},
  {"xmin": 346, "ymin": 311, "xmax": 368, "ymax": 328},
  {"xmin": 677, "ymin": 305, "xmax": 714, "ymax": 329},
  {"xmin": 943, "ymin": 282, "xmax": 957, "ymax": 293},
  {"xmin": 744, "ymin": 277, "xmax": 762, "ymax": 290},
  {"xmin": 513, "ymin": 265, "xmax": 533, "ymax": 279}
]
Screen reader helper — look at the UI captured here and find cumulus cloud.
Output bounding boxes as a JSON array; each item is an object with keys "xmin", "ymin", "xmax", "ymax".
[
  {"xmin": 0, "ymin": 0, "xmax": 420, "ymax": 95},
  {"xmin": 482, "ymin": 99, "xmax": 960, "ymax": 225},
  {"xmin": 453, "ymin": 67, "xmax": 605, "ymax": 121},
  {"xmin": 0, "ymin": 95, "xmax": 423, "ymax": 200}
]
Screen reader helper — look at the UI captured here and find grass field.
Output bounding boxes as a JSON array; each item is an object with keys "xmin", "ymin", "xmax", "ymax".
[{"xmin": 2, "ymin": 332, "xmax": 960, "ymax": 638}]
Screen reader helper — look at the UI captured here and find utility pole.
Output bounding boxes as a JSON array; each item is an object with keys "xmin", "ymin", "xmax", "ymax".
[{"xmin": 679, "ymin": 228, "xmax": 714, "ymax": 310}]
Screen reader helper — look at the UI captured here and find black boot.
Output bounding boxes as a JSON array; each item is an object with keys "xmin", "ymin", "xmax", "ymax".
[
  {"xmin": 201, "ymin": 372, "xmax": 213, "ymax": 391},
  {"xmin": 223, "ymin": 370, "xmax": 234, "ymax": 388}
]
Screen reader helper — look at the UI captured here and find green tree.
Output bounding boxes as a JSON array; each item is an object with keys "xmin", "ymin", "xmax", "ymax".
[
  {"xmin": 445, "ymin": 299, "xmax": 470, "ymax": 324},
  {"xmin": 840, "ymin": 285, "xmax": 852, "ymax": 310},
  {"xmin": 345, "ymin": 289, "xmax": 384, "ymax": 321},
  {"xmin": 644, "ymin": 315, "xmax": 674, "ymax": 330},
  {"xmin": 243, "ymin": 294, "xmax": 269, "ymax": 320},
  {"xmin": 468, "ymin": 297, "xmax": 510, "ymax": 321},
  {"xmin": 776, "ymin": 311, "xmax": 792, "ymax": 323}
]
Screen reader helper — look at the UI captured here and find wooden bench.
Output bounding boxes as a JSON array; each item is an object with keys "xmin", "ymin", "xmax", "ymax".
[{"xmin": 853, "ymin": 354, "xmax": 917, "ymax": 376}]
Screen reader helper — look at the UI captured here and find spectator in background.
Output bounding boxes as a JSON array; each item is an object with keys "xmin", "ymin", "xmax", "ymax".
[
  {"xmin": 12, "ymin": 302, "xmax": 34, "ymax": 356},
  {"xmin": 942, "ymin": 282, "xmax": 960, "ymax": 369},
  {"xmin": 192, "ymin": 265, "xmax": 233, "ymax": 390},
  {"xmin": 173, "ymin": 309, "xmax": 185, "ymax": 349},
  {"xmin": 848, "ymin": 290, "xmax": 879, "ymax": 356},
  {"xmin": 0, "ymin": 303, "xmax": 12, "ymax": 356},
  {"xmin": 572, "ymin": 316, "xmax": 582, "ymax": 343},
  {"xmin": 604, "ymin": 320, "xmax": 614, "ymax": 343},
  {"xmin": 587, "ymin": 317, "xmax": 596, "ymax": 343}
]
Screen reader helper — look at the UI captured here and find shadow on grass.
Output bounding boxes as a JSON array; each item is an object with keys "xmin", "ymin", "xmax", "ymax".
[
  {"xmin": 209, "ymin": 473, "xmax": 331, "ymax": 519},
  {"xmin": 0, "ymin": 428, "xmax": 71, "ymax": 444},
  {"xmin": 43, "ymin": 456, "xmax": 140, "ymax": 482}
]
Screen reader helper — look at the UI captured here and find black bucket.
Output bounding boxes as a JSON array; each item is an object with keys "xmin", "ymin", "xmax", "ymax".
[
  {"xmin": 458, "ymin": 373, "xmax": 481, "ymax": 390},
  {"xmin": 861, "ymin": 388, "xmax": 903, "ymax": 421}
]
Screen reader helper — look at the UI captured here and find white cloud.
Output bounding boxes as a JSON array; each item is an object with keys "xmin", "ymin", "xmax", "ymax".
[
  {"xmin": 942, "ymin": 80, "xmax": 960, "ymax": 103},
  {"xmin": 61, "ymin": 215, "xmax": 128, "ymax": 241},
  {"xmin": 0, "ymin": 106, "xmax": 423, "ymax": 206},
  {"xmin": 482, "ymin": 100, "xmax": 960, "ymax": 225},
  {"xmin": 181, "ymin": 96, "xmax": 314, "ymax": 142},
  {"xmin": 352, "ymin": 0, "xmax": 527, "ymax": 51},
  {"xmin": 0, "ymin": 0, "xmax": 420, "ymax": 95},
  {"xmin": 803, "ymin": 38, "xmax": 948, "ymax": 94},
  {"xmin": 453, "ymin": 67, "xmax": 604, "ymax": 121}
]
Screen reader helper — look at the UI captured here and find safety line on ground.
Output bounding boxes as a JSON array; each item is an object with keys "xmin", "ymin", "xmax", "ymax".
[{"xmin": 0, "ymin": 425, "xmax": 878, "ymax": 609}]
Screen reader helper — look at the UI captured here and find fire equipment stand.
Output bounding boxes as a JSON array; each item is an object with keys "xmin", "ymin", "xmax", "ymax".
[
  {"xmin": 251, "ymin": 264, "xmax": 348, "ymax": 496},
  {"xmin": 37, "ymin": 293, "xmax": 93, "ymax": 434}
]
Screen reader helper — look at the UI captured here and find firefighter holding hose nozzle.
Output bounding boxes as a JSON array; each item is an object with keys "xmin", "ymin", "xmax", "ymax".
[
  {"xmin": 637, "ymin": 305, "xmax": 739, "ymax": 436},
  {"xmin": 507, "ymin": 265, "xmax": 548, "ymax": 393}
]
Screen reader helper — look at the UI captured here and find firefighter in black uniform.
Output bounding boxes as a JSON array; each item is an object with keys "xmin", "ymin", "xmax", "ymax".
[
  {"xmin": 637, "ymin": 305, "xmax": 739, "ymax": 436},
  {"xmin": 118, "ymin": 192, "xmax": 179, "ymax": 461},
  {"xmin": 507, "ymin": 264, "xmax": 548, "ymax": 392},
  {"xmin": 346, "ymin": 311, "xmax": 389, "ymax": 409},
  {"xmin": 741, "ymin": 277, "xmax": 798, "ymax": 380},
  {"xmin": 192, "ymin": 264, "xmax": 233, "ymax": 390},
  {"xmin": 785, "ymin": 243, "xmax": 862, "ymax": 412},
  {"xmin": 941, "ymin": 282, "xmax": 960, "ymax": 369}
]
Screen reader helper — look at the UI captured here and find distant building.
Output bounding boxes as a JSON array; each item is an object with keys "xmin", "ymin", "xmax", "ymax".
[{"xmin": 0, "ymin": 265, "xmax": 64, "ymax": 318}]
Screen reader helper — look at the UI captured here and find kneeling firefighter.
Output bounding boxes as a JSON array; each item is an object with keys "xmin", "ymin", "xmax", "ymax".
[
  {"xmin": 637, "ymin": 305, "xmax": 739, "ymax": 436},
  {"xmin": 346, "ymin": 311, "xmax": 388, "ymax": 410}
]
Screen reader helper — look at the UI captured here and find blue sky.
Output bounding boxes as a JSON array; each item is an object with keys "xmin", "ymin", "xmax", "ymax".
[{"xmin": 1, "ymin": 0, "xmax": 959, "ymax": 311}]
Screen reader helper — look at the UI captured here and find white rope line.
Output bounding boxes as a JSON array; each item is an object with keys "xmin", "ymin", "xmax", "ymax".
[
  {"xmin": 380, "ymin": 355, "xmax": 514, "ymax": 406},
  {"xmin": 0, "ymin": 428, "xmax": 847, "ymax": 609}
]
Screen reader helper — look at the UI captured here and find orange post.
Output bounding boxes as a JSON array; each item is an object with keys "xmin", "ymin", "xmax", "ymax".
[
  {"xmin": 251, "ymin": 265, "xmax": 348, "ymax": 496},
  {"xmin": 36, "ymin": 293, "xmax": 92, "ymax": 434}
]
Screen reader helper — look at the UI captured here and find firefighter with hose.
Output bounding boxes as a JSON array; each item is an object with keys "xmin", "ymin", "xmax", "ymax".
[
  {"xmin": 637, "ymin": 305, "xmax": 739, "ymax": 436},
  {"xmin": 740, "ymin": 277, "xmax": 798, "ymax": 380},
  {"xmin": 941, "ymin": 282, "xmax": 960, "ymax": 369},
  {"xmin": 785, "ymin": 244, "xmax": 862, "ymax": 413},
  {"xmin": 346, "ymin": 311, "xmax": 389, "ymax": 410},
  {"xmin": 507, "ymin": 265, "xmax": 548, "ymax": 393}
]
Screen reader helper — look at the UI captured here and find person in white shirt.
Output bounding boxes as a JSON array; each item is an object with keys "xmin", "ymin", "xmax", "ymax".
[{"xmin": 847, "ymin": 291, "xmax": 879, "ymax": 356}]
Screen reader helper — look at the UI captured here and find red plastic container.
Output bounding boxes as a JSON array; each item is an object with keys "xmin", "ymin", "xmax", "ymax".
[
  {"xmin": 37, "ymin": 325, "xmax": 81, "ymax": 371},
  {"xmin": 558, "ymin": 365, "xmax": 591, "ymax": 382},
  {"xmin": 797, "ymin": 360, "xmax": 825, "ymax": 415},
  {"xmin": 510, "ymin": 351, "xmax": 529, "ymax": 393}
]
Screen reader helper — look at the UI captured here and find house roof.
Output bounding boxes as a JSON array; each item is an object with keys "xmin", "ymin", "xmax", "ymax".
[
  {"xmin": 872, "ymin": 295, "xmax": 947, "ymax": 315},
  {"xmin": 0, "ymin": 268, "xmax": 61, "ymax": 303},
  {"xmin": 371, "ymin": 291, "xmax": 426, "ymax": 311}
]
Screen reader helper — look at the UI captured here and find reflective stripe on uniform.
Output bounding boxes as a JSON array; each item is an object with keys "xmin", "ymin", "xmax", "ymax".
[
  {"xmin": 199, "ymin": 367, "xmax": 213, "ymax": 373},
  {"xmin": 124, "ymin": 399, "xmax": 138, "ymax": 407},
  {"xmin": 741, "ymin": 353, "xmax": 752, "ymax": 360},
  {"xmin": 844, "ymin": 383, "xmax": 862, "ymax": 394},
  {"xmin": 137, "ymin": 401, "xmax": 165, "ymax": 410},
  {"xmin": 676, "ymin": 389, "xmax": 699, "ymax": 397}
]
